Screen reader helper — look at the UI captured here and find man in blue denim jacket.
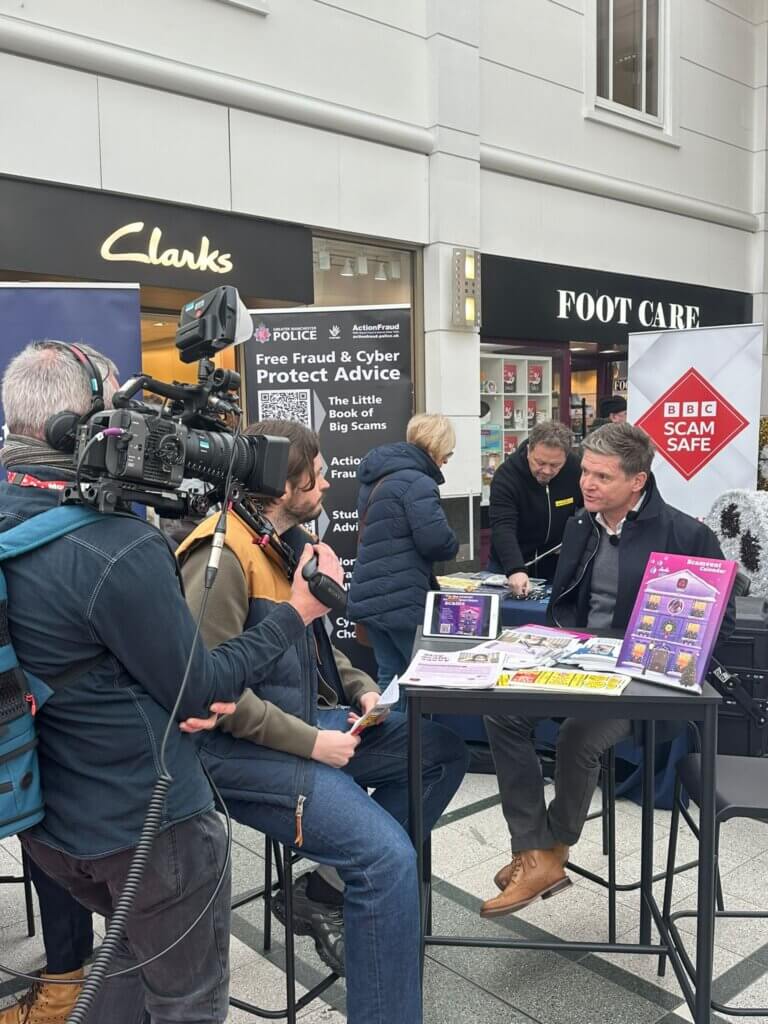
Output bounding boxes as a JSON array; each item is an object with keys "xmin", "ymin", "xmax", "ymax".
[{"xmin": 0, "ymin": 342, "xmax": 332, "ymax": 1024}]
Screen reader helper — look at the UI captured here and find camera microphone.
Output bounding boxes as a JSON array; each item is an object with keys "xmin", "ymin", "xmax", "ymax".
[{"xmin": 608, "ymin": 534, "xmax": 619, "ymax": 547}]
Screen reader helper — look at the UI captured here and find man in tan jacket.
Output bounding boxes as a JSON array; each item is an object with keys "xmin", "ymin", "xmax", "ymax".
[{"xmin": 177, "ymin": 418, "xmax": 468, "ymax": 984}]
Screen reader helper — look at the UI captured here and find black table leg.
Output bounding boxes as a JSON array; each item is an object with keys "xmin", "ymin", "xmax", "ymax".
[
  {"xmin": 407, "ymin": 694, "xmax": 426, "ymax": 938},
  {"xmin": 695, "ymin": 704, "xmax": 718, "ymax": 1023},
  {"xmin": 640, "ymin": 719, "xmax": 656, "ymax": 945}
]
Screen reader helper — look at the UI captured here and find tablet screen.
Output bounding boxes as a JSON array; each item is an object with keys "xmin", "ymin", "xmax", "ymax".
[{"xmin": 425, "ymin": 592, "xmax": 499, "ymax": 639}]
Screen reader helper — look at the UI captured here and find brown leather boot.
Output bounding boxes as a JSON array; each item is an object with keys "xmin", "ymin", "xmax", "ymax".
[
  {"xmin": 493, "ymin": 843, "xmax": 569, "ymax": 891},
  {"xmin": 0, "ymin": 968, "xmax": 84, "ymax": 1024},
  {"xmin": 481, "ymin": 848, "xmax": 572, "ymax": 917}
]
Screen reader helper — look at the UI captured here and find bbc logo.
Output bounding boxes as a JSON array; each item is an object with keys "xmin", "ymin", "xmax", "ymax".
[{"xmin": 663, "ymin": 401, "xmax": 717, "ymax": 418}]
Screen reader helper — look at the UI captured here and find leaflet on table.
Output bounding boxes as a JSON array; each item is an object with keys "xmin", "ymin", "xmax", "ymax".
[
  {"xmin": 399, "ymin": 649, "xmax": 504, "ymax": 689},
  {"xmin": 497, "ymin": 667, "xmax": 631, "ymax": 696},
  {"xmin": 349, "ymin": 678, "xmax": 400, "ymax": 735},
  {"xmin": 558, "ymin": 636, "xmax": 623, "ymax": 672},
  {"xmin": 472, "ymin": 626, "xmax": 585, "ymax": 670},
  {"xmin": 616, "ymin": 552, "xmax": 737, "ymax": 694},
  {"xmin": 435, "ymin": 572, "xmax": 546, "ymax": 592}
]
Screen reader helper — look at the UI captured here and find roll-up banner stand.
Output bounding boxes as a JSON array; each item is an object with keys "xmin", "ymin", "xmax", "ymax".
[
  {"xmin": 244, "ymin": 305, "xmax": 413, "ymax": 668},
  {"xmin": 627, "ymin": 323, "xmax": 763, "ymax": 518},
  {"xmin": 0, "ymin": 282, "xmax": 142, "ymax": 475}
]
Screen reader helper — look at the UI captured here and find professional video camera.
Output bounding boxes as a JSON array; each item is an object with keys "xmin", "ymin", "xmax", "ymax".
[{"xmin": 66, "ymin": 286, "xmax": 289, "ymax": 517}]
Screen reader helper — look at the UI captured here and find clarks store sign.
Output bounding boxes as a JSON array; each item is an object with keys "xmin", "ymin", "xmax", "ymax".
[
  {"xmin": 100, "ymin": 222, "xmax": 234, "ymax": 275},
  {"xmin": 482, "ymin": 255, "xmax": 751, "ymax": 345},
  {"xmin": 0, "ymin": 174, "xmax": 312, "ymax": 303}
]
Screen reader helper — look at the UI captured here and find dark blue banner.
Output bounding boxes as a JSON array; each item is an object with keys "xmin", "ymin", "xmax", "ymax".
[{"xmin": 0, "ymin": 283, "xmax": 142, "ymax": 434}]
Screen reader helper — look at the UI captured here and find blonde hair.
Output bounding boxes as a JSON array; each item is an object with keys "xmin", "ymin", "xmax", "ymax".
[{"xmin": 406, "ymin": 413, "xmax": 456, "ymax": 464}]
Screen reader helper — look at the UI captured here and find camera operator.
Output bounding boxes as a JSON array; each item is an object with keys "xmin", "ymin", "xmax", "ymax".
[
  {"xmin": 175, "ymin": 419, "xmax": 468, "ymax": 1024},
  {"xmin": 0, "ymin": 342, "xmax": 332, "ymax": 1024}
]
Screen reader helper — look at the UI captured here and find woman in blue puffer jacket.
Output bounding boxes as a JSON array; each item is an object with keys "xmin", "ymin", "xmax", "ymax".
[{"xmin": 348, "ymin": 413, "xmax": 459, "ymax": 693}]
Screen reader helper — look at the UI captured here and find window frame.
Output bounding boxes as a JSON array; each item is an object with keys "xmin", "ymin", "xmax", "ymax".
[{"xmin": 584, "ymin": 0, "xmax": 680, "ymax": 147}]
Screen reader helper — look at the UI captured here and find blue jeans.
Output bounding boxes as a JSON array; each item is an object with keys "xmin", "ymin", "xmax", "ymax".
[
  {"xmin": 365, "ymin": 625, "xmax": 416, "ymax": 710},
  {"xmin": 228, "ymin": 766, "xmax": 422, "ymax": 1024},
  {"xmin": 229, "ymin": 711, "xmax": 466, "ymax": 1022},
  {"xmin": 318, "ymin": 707, "xmax": 468, "ymax": 838}
]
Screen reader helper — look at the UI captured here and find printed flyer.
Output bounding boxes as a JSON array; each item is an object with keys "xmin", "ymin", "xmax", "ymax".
[{"xmin": 616, "ymin": 552, "xmax": 737, "ymax": 692}]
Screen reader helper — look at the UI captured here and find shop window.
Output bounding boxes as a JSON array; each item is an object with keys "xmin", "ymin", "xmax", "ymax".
[
  {"xmin": 597, "ymin": 0, "xmax": 660, "ymax": 118},
  {"xmin": 312, "ymin": 238, "xmax": 412, "ymax": 309}
]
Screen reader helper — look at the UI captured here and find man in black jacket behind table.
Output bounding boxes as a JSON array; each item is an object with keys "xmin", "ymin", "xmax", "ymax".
[
  {"xmin": 481, "ymin": 422, "xmax": 734, "ymax": 918},
  {"xmin": 489, "ymin": 420, "xmax": 581, "ymax": 594}
]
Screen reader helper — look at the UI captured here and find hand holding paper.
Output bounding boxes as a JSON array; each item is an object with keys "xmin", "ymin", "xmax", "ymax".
[{"xmin": 348, "ymin": 678, "xmax": 400, "ymax": 735}]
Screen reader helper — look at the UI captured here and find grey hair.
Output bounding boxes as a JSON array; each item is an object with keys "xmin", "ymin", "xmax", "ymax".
[
  {"xmin": 2, "ymin": 341, "xmax": 119, "ymax": 439},
  {"xmin": 582, "ymin": 421, "xmax": 655, "ymax": 477},
  {"xmin": 527, "ymin": 419, "xmax": 573, "ymax": 455}
]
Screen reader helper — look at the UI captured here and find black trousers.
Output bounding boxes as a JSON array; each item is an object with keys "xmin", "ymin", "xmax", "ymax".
[
  {"xmin": 22, "ymin": 810, "xmax": 230, "ymax": 1024},
  {"xmin": 27, "ymin": 856, "xmax": 94, "ymax": 975}
]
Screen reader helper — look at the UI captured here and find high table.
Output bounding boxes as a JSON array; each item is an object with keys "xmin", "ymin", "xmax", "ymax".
[{"xmin": 405, "ymin": 654, "xmax": 721, "ymax": 1023}]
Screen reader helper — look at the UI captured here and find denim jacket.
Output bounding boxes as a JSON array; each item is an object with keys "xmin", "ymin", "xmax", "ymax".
[{"xmin": 0, "ymin": 467, "xmax": 305, "ymax": 857}]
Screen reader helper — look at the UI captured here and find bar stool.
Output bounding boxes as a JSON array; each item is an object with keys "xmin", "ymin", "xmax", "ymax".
[
  {"xmin": 657, "ymin": 753, "xmax": 768, "ymax": 1018},
  {"xmin": 550, "ymin": 745, "xmax": 698, "ymax": 942},
  {"xmin": 0, "ymin": 844, "xmax": 35, "ymax": 937},
  {"xmin": 230, "ymin": 836, "xmax": 339, "ymax": 1023}
]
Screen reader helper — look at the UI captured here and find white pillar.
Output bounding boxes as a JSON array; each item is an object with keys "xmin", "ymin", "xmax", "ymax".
[{"xmin": 423, "ymin": 1, "xmax": 481, "ymax": 507}]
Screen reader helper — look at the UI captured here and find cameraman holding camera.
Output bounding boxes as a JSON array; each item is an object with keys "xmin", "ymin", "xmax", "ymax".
[{"xmin": 0, "ymin": 342, "xmax": 334, "ymax": 1024}]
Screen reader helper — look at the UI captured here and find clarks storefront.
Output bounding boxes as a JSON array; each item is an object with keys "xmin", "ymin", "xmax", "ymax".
[{"xmin": 0, "ymin": 173, "xmax": 314, "ymax": 381}]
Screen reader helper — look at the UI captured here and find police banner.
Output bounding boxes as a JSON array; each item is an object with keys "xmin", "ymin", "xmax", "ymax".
[
  {"xmin": 627, "ymin": 323, "xmax": 763, "ymax": 518},
  {"xmin": 244, "ymin": 304, "xmax": 412, "ymax": 662},
  {"xmin": 0, "ymin": 282, "xmax": 142, "ymax": 441}
]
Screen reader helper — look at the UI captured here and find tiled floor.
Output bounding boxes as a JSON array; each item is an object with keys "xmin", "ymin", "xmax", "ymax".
[{"xmin": 1, "ymin": 773, "xmax": 767, "ymax": 1023}]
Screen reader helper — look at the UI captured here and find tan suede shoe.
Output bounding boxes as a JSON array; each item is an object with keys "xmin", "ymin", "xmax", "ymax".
[
  {"xmin": 481, "ymin": 848, "xmax": 572, "ymax": 917},
  {"xmin": 0, "ymin": 968, "xmax": 84, "ymax": 1024},
  {"xmin": 493, "ymin": 843, "xmax": 569, "ymax": 891}
]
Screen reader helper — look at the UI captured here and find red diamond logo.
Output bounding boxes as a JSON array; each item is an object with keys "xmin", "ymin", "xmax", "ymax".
[{"xmin": 636, "ymin": 369, "xmax": 748, "ymax": 480}]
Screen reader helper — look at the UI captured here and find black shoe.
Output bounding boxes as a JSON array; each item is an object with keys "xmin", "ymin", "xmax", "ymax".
[{"xmin": 272, "ymin": 873, "xmax": 345, "ymax": 976}]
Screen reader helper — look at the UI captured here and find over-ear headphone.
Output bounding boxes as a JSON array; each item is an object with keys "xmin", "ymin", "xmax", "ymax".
[{"xmin": 44, "ymin": 343, "xmax": 106, "ymax": 453}]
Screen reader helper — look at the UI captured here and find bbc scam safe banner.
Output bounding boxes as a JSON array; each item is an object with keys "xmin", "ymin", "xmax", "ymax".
[{"xmin": 627, "ymin": 323, "xmax": 763, "ymax": 518}]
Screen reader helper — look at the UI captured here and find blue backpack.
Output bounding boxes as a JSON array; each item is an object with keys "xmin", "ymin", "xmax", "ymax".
[{"xmin": 0, "ymin": 504, "xmax": 104, "ymax": 840}]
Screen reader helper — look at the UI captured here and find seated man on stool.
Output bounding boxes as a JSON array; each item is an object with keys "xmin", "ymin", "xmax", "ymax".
[
  {"xmin": 176, "ymin": 418, "xmax": 467, "ymax": 1013},
  {"xmin": 481, "ymin": 422, "xmax": 734, "ymax": 917}
]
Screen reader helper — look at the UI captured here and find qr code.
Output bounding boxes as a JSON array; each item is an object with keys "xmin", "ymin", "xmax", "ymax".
[{"xmin": 257, "ymin": 389, "xmax": 312, "ymax": 428}]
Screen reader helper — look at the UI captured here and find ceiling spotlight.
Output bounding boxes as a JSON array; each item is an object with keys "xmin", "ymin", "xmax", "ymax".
[
  {"xmin": 390, "ymin": 260, "xmax": 401, "ymax": 280},
  {"xmin": 374, "ymin": 262, "xmax": 387, "ymax": 281},
  {"xmin": 340, "ymin": 258, "xmax": 355, "ymax": 277},
  {"xmin": 356, "ymin": 255, "xmax": 368, "ymax": 275},
  {"xmin": 318, "ymin": 250, "xmax": 331, "ymax": 271}
]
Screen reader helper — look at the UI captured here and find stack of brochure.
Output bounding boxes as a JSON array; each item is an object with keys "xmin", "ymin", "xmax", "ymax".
[
  {"xmin": 399, "ymin": 649, "xmax": 504, "ymax": 689},
  {"xmin": 497, "ymin": 667, "xmax": 631, "ymax": 696},
  {"xmin": 473, "ymin": 625, "xmax": 586, "ymax": 670},
  {"xmin": 558, "ymin": 636, "xmax": 623, "ymax": 673}
]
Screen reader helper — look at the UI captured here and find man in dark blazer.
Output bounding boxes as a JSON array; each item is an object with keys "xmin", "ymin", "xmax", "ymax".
[{"xmin": 482, "ymin": 422, "xmax": 734, "ymax": 918}]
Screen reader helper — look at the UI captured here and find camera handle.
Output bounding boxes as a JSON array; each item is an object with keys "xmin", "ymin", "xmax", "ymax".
[{"xmin": 301, "ymin": 556, "xmax": 348, "ymax": 616}]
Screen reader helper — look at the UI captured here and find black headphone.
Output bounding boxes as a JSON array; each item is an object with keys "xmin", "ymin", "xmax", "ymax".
[{"xmin": 44, "ymin": 343, "xmax": 106, "ymax": 453}]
